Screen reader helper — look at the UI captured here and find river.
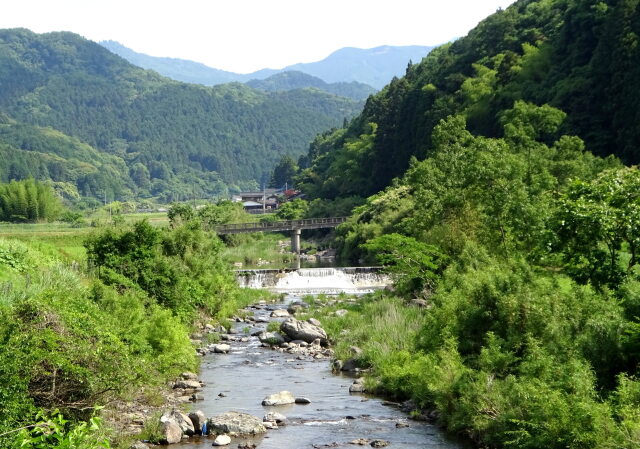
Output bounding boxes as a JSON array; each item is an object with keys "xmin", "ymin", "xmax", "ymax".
[{"xmin": 174, "ymin": 269, "xmax": 465, "ymax": 449}]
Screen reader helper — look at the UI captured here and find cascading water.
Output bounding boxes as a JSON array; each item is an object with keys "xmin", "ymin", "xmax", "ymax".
[{"xmin": 236, "ymin": 267, "xmax": 391, "ymax": 294}]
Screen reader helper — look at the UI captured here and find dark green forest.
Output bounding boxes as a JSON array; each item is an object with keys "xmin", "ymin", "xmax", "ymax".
[
  {"xmin": 297, "ymin": 0, "xmax": 640, "ymax": 200},
  {"xmin": 246, "ymin": 71, "xmax": 377, "ymax": 100},
  {"xmin": 0, "ymin": 29, "xmax": 363, "ymax": 201}
]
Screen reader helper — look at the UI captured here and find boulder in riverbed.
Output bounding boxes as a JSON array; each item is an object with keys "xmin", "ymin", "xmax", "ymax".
[
  {"xmin": 287, "ymin": 301, "xmax": 309, "ymax": 314},
  {"xmin": 161, "ymin": 410, "xmax": 195, "ymax": 436},
  {"xmin": 280, "ymin": 317, "xmax": 328, "ymax": 345},
  {"xmin": 213, "ymin": 434, "xmax": 231, "ymax": 446},
  {"xmin": 160, "ymin": 420, "xmax": 182, "ymax": 444},
  {"xmin": 208, "ymin": 412, "xmax": 266, "ymax": 435},
  {"xmin": 270, "ymin": 309, "xmax": 290, "ymax": 318},
  {"xmin": 262, "ymin": 391, "xmax": 295, "ymax": 406},
  {"xmin": 258, "ymin": 332, "xmax": 285, "ymax": 345},
  {"xmin": 129, "ymin": 442, "xmax": 149, "ymax": 449},
  {"xmin": 341, "ymin": 358, "xmax": 362, "ymax": 372},
  {"xmin": 263, "ymin": 411, "xmax": 287, "ymax": 425},
  {"xmin": 188, "ymin": 410, "xmax": 206, "ymax": 435},
  {"xmin": 213, "ymin": 344, "xmax": 231, "ymax": 353},
  {"xmin": 173, "ymin": 379, "xmax": 202, "ymax": 390}
]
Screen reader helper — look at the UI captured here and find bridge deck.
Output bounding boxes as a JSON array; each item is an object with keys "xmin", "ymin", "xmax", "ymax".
[{"xmin": 215, "ymin": 217, "xmax": 347, "ymax": 234}]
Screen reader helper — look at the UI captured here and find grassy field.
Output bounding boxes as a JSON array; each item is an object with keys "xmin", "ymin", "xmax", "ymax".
[{"xmin": 0, "ymin": 212, "xmax": 170, "ymax": 262}]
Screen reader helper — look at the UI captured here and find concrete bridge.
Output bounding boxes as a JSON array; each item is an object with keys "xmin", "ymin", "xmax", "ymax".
[{"xmin": 215, "ymin": 217, "xmax": 347, "ymax": 253}]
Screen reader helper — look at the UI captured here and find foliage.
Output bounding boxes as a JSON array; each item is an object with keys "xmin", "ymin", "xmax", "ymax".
[
  {"xmin": 553, "ymin": 167, "xmax": 640, "ymax": 289},
  {"xmin": 0, "ymin": 29, "xmax": 363, "ymax": 200},
  {"xmin": 307, "ymin": 17, "xmax": 640, "ymax": 445},
  {"xmin": 85, "ymin": 218, "xmax": 245, "ymax": 319},
  {"xmin": 299, "ymin": 0, "xmax": 640, "ymax": 199},
  {"xmin": 0, "ymin": 179, "xmax": 62, "ymax": 222},
  {"xmin": 275, "ymin": 199, "xmax": 309, "ymax": 220},
  {"xmin": 16, "ymin": 411, "xmax": 110, "ymax": 449},
  {"xmin": 361, "ymin": 233, "xmax": 442, "ymax": 296},
  {"xmin": 269, "ymin": 155, "xmax": 299, "ymax": 189},
  {"xmin": 246, "ymin": 70, "xmax": 377, "ymax": 101}
]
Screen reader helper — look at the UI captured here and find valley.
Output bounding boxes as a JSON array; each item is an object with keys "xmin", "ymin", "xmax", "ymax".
[{"xmin": 2, "ymin": 0, "xmax": 640, "ymax": 448}]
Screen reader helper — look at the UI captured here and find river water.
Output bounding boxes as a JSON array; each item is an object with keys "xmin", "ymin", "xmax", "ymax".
[{"xmin": 175, "ymin": 270, "xmax": 465, "ymax": 449}]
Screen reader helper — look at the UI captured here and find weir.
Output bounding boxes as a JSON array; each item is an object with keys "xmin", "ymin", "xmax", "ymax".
[{"xmin": 236, "ymin": 266, "xmax": 391, "ymax": 294}]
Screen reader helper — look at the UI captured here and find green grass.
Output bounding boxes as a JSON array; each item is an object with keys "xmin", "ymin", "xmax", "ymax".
[{"xmin": 222, "ymin": 232, "xmax": 293, "ymax": 268}]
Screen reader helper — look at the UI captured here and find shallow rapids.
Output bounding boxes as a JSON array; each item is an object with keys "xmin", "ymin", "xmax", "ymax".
[{"xmin": 173, "ymin": 295, "xmax": 466, "ymax": 449}]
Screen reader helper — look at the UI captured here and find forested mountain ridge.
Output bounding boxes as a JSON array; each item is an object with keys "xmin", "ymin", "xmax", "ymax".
[
  {"xmin": 246, "ymin": 71, "xmax": 377, "ymax": 100},
  {"xmin": 292, "ymin": 1, "xmax": 640, "ymax": 448},
  {"xmin": 298, "ymin": 0, "xmax": 640, "ymax": 200},
  {"xmin": 0, "ymin": 28, "xmax": 362, "ymax": 201},
  {"xmin": 100, "ymin": 40, "xmax": 435, "ymax": 89}
]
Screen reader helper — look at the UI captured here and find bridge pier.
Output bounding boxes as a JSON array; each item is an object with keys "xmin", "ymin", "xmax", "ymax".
[{"xmin": 291, "ymin": 228, "xmax": 301, "ymax": 254}]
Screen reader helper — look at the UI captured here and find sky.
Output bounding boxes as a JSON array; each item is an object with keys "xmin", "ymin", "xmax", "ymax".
[{"xmin": 1, "ymin": 0, "xmax": 516, "ymax": 74}]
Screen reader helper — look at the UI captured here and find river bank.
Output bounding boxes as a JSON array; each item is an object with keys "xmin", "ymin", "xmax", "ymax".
[{"xmin": 126, "ymin": 289, "xmax": 465, "ymax": 449}]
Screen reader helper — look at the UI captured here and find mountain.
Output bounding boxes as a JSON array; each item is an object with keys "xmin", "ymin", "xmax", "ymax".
[
  {"xmin": 284, "ymin": 45, "xmax": 435, "ymax": 88},
  {"xmin": 100, "ymin": 41, "xmax": 435, "ymax": 89},
  {"xmin": 100, "ymin": 40, "xmax": 260, "ymax": 85},
  {"xmin": 246, "ymin": 71, "xmax": 377, "ymax": 101},
  {"xmin": 0, "ymin": 29, "xmax": 363, "ymax": 201},
  {"xmin": 298, "ymin": 0, "xmax": 640, "ymax": 200}
]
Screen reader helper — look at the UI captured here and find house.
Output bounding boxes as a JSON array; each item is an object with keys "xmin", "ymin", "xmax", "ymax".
[{"xmin": 232, "ymin": 188, "xmax": 282, "ymax": 213}]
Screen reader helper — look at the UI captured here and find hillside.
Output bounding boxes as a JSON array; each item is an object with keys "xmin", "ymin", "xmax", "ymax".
[
  {"xmin": 100, "ymin": 40, "xmax": 434, "ymax": 89},
  {"xmin": 291, "ymin": 2, "xmax": 640, "ymax": 448},
  {"xmin": 0, "ymin": 29, "xmax": 362, "ymax": 201},
  {"xmin": 298, "ymin": 0, "xmax": 640, "ymax": 199},
  {"xmin": 246, "ymin": 71, "xmax": 377, "ymax": 100}
]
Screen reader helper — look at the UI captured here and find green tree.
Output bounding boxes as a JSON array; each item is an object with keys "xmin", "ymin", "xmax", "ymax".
[
  {"xmin": 362, "ymin": 233, "xmax": 442, "ymax": 296},
  {"xmin": 553, "ymin": 167, "xmax": 640, "ymax": 288},
  {"xmin": 275, "ymin": 199, "xmax": 309, "ymax": 220},
  {"xmin": 269, "ymin": 155, "xmax": 298, "ymax": 189}
]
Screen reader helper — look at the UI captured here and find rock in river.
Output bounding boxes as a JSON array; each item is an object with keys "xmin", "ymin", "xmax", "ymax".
[
  {"xmin": 262, "ymin": 390, "xmax": 295, "ymax": 406},
  {"xmin": 173, "ymin": 379, "xmax": 202, "ymax": 390},
  {"xmin": 213, "ymin": 344, "xmax": 231, "ymax": 354},
  {"xmin": 188, "ymin": 410, "xmax": 206, "ymax": 435},
  {"xmin": 161, "ymin": 409, "xmax": 195, "ymax": 436},
  {"xmin": 208, "ymin": 411, "xmax": 266, "ymax": 435},
  {"xmin": 263, "ymin": 411, "xmax": 287, "ymax": 425},
  {"xmin": 258, "ymin": 331, "xmax": 285, "ymax": 345},
  {"xmin": 280, "ymin": 317, "xmax": 328, "ymax": 345},
  {"xmin": 160, "ymin": 420, "xmax": 182, "ymax": 444},
  {"xmin": 213, "ymin": 434, "xmax": 232, "ymax": 446}
]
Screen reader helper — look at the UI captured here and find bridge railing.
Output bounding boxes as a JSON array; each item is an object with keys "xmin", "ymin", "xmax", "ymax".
[{"xmin": 215, "ymin": 216, "xmax": 348, "ymax": 234}]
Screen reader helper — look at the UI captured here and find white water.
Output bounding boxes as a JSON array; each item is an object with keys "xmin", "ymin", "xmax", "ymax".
[{"xmin": 237, "ymin": 267, "xmax": 391, "ymax": 294}]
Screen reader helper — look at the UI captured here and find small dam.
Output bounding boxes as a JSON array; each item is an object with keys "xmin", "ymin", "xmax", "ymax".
[{"xmin": 236, "ymin": 267, "xmax": 391, "ymax": 294}]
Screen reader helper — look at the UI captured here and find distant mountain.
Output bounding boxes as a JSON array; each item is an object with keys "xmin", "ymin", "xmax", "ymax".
[
  {"xmin": 284, "ymin": 45, "xmax": 435, "ymax": 89},
  {"xmin": 246, "ymin": 71, "xmax": 377, "ymax": 101},
  {"xmin": 0, "ymin": 29, "xmax": 363, "ymax": 201},
  {"xmin": 99, "ymin": 41, "xmax": 435, "ymax": 89},
  {"xmin": 100, "ymin": 40, "xmax": 257, "ymax": 85}
]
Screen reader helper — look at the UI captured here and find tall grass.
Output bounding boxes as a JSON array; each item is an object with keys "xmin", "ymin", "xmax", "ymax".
[
  {"xmin": 222, "ymin": 232, "xmax": 293, "ymax": 268},
  {"xmin": 316, "ymin": 291, "xmax": 427, "ymax": 367}
]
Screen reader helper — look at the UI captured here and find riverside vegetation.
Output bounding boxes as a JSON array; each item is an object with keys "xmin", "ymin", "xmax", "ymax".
[
  {"xmin": 0, "ymin": 202, "xmax": 269, "ymax": 449},
  {"xmin": 3, "ymin": 0, "xmax": 640, "ymax": 448},
  {"xmin": 287, "ymin": 0, "xmax": 640, "ymax": 448}
]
